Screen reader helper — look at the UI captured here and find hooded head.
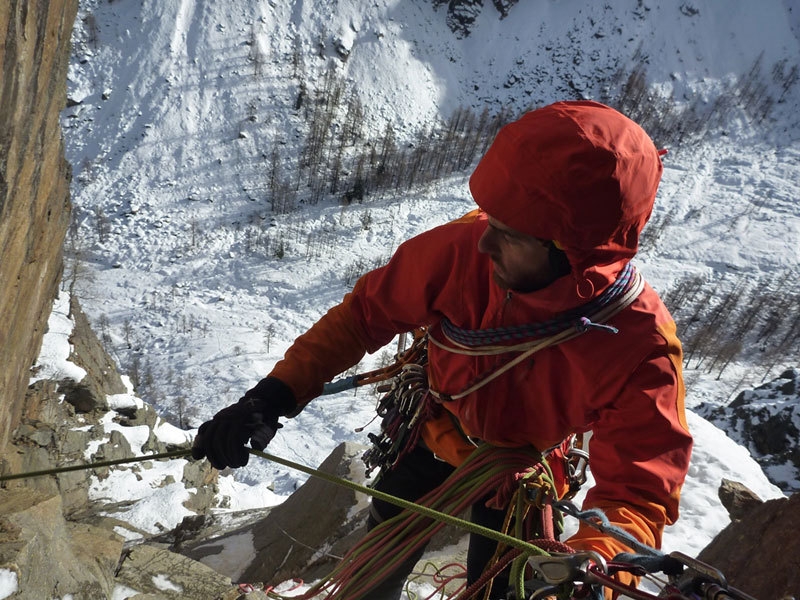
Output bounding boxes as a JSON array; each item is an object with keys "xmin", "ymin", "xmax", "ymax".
[{"xmin": 469, "ymin": 100, "xmax": 663, "ymax": 296}]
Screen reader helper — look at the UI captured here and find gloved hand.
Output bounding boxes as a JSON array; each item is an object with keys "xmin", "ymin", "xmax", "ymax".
[{"xmin": 191, "ymin": 376, "xmax": 297, "ymax": 469}]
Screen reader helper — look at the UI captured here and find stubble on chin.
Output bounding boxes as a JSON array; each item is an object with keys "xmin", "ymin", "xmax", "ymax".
[{"xmin": 491, "ymin": 268, "xmax": 510, "ymax": 290}]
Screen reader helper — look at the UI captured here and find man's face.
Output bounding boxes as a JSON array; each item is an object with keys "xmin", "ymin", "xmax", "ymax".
[{"xmin": 477, "ymin": 217, "xmax": 558, "ymax": 293}]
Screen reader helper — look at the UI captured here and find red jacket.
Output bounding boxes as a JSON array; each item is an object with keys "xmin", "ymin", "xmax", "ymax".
[
  {"xmin": 271, "ymin": 210, "xmax": 691, "ymax": 558},
  {"xmin": 271, "ymin": 101, "xmax": 693, "ymax": 565}
]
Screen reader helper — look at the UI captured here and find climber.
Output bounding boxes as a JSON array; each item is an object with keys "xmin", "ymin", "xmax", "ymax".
[{"xmin": 192, "ymin": 100, "xmax": 694, "ymax": 598}]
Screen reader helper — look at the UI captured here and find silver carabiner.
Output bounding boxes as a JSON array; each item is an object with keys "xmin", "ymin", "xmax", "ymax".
[{"xmin": 565, "ymin": 443, "xmax": 590, "ymax": 495}]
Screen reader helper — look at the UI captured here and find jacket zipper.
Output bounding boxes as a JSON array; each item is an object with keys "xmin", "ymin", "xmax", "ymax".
[{"xmin": 500, "ymin": 290, "xmax": 513, "ymax": 324}]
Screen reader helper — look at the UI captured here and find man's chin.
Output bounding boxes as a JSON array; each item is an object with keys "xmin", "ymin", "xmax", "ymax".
[{"xmin": 491, "ymin": 271, "xmax": 510, "ymax": 290}]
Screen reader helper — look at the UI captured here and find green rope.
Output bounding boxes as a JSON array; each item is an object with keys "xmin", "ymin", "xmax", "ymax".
[
  {"xmin": 265, "ymin": 445, "xmax": 558, "ymax": 599},
  {"xmin": 0, "ymin": 449, "xmax": 193, "ymax": 482},
  {"xmin": 1, "ymin": 443, "xmax": 559, "ymax": 598},
  {"xmin": 0, "ymin": 443, "xmax": 552, "ymax": 557},
  {"xmin": 251, "ymin": 447, "xmax": 551, "ymax": 558}
]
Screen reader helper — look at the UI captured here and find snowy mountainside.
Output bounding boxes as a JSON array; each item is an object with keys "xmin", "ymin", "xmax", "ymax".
[
  {"xmin": 697, "ymin": 368, "xmax": 800, "ymax": 492},
  {"xmin": 61, "ymin": 0, "xmax": 800, "ymax": 504}
]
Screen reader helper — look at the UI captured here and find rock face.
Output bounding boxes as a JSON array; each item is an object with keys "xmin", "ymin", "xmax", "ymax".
[
  {"xmin": 0, "ymin": 0, "xmax": 77, "ymax": 454},
  {"xmin": 0, "ymin": 488, "xmax": 123, "ymax": 599},
  {"xmin": 697, "ymin": 486, "xmax": 800, "ymax": 599},
  {"xmin": 697, "ymin": 368, "xmax": 800, "ymax": 493},
  {"xmin": 0, "ymin": 3, "xmax": 232, "ymax": 597},
  {"xmin": 0, "ymin": 293, "xmax": 224, "ymax": 598},
  {"xmin": 431, "ymin": 0, "xmax": 521, "ymax": 38}
]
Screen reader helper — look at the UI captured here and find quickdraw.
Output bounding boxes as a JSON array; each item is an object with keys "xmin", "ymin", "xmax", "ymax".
[{"xmin": 361, "ymin": 332, "xmax": 432, "ymax": 478}]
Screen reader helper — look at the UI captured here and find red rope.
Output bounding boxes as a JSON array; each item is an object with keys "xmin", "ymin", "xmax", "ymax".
[{"xmin": 292, "ymin": 447, "xmax": 546, "ymax": 599}]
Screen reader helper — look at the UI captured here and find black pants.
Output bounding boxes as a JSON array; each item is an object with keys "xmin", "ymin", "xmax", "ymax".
[{"xmin": 367, "ymin": 446, "xmax": 510, "ymax": 600}]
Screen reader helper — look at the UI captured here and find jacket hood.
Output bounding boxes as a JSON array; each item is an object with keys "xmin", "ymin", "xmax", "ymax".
[{"xmin": 469, "ymin": 100, "xmax": 663, "ymax": 296}]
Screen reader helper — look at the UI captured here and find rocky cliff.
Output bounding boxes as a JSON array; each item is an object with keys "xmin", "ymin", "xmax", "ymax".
[
  {"xmin": 0, "ymin": 3, "xmax": 228, "ymax": 597},
  {"xmin": 697, "ymin": 368, "xmax": 800, "ymax": 494},
  {"xmin": 0, "ymin": 0, "xmax": 75, "ymax": 457}
]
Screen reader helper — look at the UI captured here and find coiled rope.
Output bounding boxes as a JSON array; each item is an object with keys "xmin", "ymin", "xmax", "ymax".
[
  {"xmin": 286, "ymin": 443, "xmax": 560, "ymax": 600},
  {"xmin": 425, "ymin": 266, "xmax": 644, "ymax": 403},
  {"xmin": 440, "ymin": 262, "xmax": 638, "ymax": 347}
]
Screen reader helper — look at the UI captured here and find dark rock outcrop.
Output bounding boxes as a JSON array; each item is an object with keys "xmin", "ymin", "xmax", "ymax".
[
  {"xmin": 718, "ymin": 478, "xmax": 765, "ymax": 522},
  {"xmin": 432, "ymin": 0, "xmax": 521, "ymax": 38},
  {"xmin": 698, "ymin": 484, "xmax": 800, "ymax": 599},
  {"xmin": 697, "ymin": 368, "xmax": 800, "ymax": 493}
]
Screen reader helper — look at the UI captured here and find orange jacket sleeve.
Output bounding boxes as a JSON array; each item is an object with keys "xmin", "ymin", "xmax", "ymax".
[
  {"xmin": 269, "ymin": 215, "xmax": 480, "ymax": 405},
  {"xmin": 566, "ymin": 323, "xmax": 692, "ymax": 590}
]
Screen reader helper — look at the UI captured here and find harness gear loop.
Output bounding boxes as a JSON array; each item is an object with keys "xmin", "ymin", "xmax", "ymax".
[{"xmin": 361, "ymin": 332, "xmax": 434, "ymax": 478}]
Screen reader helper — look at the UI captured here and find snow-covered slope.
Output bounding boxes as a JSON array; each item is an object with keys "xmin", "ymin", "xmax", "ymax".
[{"xmin": 57, "ymin": 0, "xmax": 799, "ymax": 565}]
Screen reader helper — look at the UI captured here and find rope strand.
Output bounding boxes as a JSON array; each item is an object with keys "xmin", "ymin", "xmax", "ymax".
[{"xmin": 0, "ymin": 449, "xmax": 192, "ymax": 482}]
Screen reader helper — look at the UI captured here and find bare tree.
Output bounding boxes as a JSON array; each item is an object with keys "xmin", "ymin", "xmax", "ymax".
[{"xmin": 248, "ymin": 24, "xmax": 267, "ymax": 79}]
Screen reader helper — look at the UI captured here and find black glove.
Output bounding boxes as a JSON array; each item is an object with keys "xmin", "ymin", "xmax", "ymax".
[{"xmin": 191, "ymin": 377, "xmax": 297, "ymax": 469}]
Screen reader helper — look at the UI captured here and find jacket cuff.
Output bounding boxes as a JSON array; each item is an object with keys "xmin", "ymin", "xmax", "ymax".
[{"xmin": 243, "ymin": 376, "xmax": 298, "ymax": 416}]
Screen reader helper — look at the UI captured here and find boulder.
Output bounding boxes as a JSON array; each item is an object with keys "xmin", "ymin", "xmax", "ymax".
[
  {"xmin": 697, "ymin": 485, "xmax": 799, "ymax": 599},
  {"xmin": 182, "ymin": 442, "xmax": 372, "ymax": 586},
  {"xmin": 718, "ymin": 478, "xmax": 764, "ymax": 521},
  {"xmin": 0, "ymin": 488, "xmax": 123, "ymax": 599}
]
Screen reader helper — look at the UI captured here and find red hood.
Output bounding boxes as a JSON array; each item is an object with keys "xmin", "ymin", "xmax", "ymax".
[{"xmin": 469, "ymin": 100, "xmax": 663, "ymax": 297}]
